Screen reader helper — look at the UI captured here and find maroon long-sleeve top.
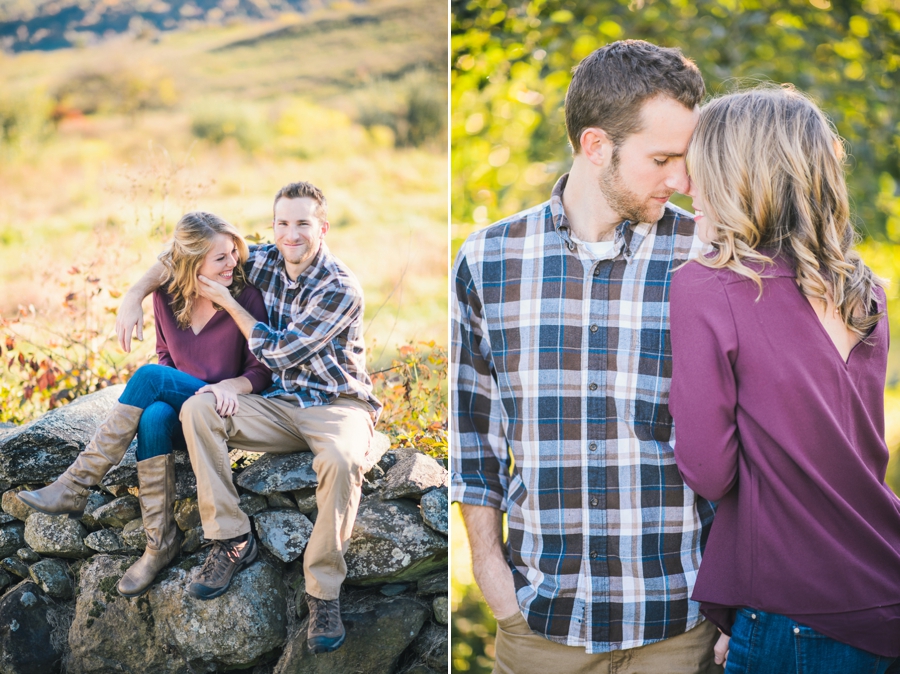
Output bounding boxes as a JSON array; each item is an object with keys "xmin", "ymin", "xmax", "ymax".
[
  {"xmin": 669, "ymin": 254, "xmax": 900, "ymax": 657},
  {"xmin": 153, "ymin": 284, "xmax": 272, "ymax": 394}
]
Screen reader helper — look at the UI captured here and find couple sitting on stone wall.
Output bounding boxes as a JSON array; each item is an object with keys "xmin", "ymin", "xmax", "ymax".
[{"xmin": 16, "ymin": 181, "xmax": 376, "ymax": 655}]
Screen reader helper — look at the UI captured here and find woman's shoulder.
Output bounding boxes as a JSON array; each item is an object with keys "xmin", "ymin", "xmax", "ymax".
[
  {"xmin": 235, "ymin": 283, "xmax": 265, "ymax": 305},
  {"xmin": 235, "ymin": 284, "xmax": 268, "ymax": 321},
  {"xmin": 153, "ymin": 288, "xmax": 176, "ymax": 312},
  {"xmin": 671, "ymin": 258, "xmax": 730, "ymax": 294},
  {"xmin": 673, "ymin": 252, "xmax": 795, "ymax": 290}
]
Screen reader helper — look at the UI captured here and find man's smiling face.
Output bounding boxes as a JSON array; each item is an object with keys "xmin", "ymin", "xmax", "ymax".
[
  {"xmin": 273, "ymin": 196, "xmax": 329, "ymax": 279},
  {"xmin": 598, "ymin": 95, "xmax": 700, "ymax": 224}
]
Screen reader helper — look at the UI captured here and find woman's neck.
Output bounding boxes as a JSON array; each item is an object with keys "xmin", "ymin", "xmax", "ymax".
[{"xmin": 192, "ymin": 295, "xmax": 215, "ymax": 315}]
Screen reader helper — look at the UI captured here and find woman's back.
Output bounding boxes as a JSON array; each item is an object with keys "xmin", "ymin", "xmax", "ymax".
[
  {"xmin": 805, "ymin": 293, "xmax": 863, "ymax": 363},
  {"xmin": 669, "ymin": 255, "xmax": 900, "ymax": 657}
]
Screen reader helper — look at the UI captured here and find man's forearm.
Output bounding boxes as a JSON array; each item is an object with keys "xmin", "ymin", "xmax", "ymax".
[
  {"xmin": 459, "ymin": 503, "xmax": 520, "ymax": 620},
  {"xmin": 117, "ymin": 261, "xmax": 169, "ymax": 352},
  {"xmin": 216, "ymin": 376, "xmax": 253, "ymax": 395},
  {"xmin": 217, "ymin": 297, "xmax": 259, "ymax": 341},
  {"xmin": 124, "ymin": 261, "xmax": 167, "ymax": 304}
]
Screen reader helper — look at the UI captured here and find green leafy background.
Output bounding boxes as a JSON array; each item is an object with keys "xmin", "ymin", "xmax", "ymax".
[{"xmin": 450, "ymin": 1, "xmax": 900, "ymax": 671}]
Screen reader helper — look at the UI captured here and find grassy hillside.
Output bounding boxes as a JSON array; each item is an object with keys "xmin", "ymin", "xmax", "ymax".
[
  {"xmin": 0, "ymin": 0, "xmax": 371, "ymax": 52},
  {"xmin": 0, "ymin": 0, "xmax": 448, "ymax": 404}
]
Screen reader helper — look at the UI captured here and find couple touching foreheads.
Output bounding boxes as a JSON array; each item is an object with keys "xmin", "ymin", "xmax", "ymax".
[
  {"xmin": 452, "ymin": 40, "xmax": 900, "ymax": 673},
  {"xmin": 18, "ymin": 181, "xmax": 377, "ymax": 655}
]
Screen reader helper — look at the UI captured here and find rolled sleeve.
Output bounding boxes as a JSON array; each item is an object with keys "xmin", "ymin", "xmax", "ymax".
[
  {"xmin": 451, "ymin": 248, "xmax": 510, "ymax": 510},
  {"xmin": 670, "ymin": 262, "xmax": 740, "ymax": 502}
]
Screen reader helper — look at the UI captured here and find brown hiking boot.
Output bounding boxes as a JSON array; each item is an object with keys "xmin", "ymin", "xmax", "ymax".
[
  {"xmin": 187, "ymin": 533, "xmax": 257, "ymax": 600},
  {"xmin": 307, "ymin": 596, "xmax": 346, "ymax": 653}
]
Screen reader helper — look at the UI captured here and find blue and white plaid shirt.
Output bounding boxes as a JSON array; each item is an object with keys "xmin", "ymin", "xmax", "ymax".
[
  {"xmin": 451, "ymin": 174, "xmax": 714, "ymax": 653},
  {"xmin": 245, "ymin": 242, "xmax": 381, "ymax": 419}
]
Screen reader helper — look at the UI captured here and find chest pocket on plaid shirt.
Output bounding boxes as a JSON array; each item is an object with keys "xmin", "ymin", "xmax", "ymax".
[{"xmin": 625, "ymin": 324, "xmax": 674, "ymax": 443}]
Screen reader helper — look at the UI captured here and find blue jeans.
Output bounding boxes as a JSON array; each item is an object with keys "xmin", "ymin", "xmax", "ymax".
[
  {"xmin": 726, "ymin": 608, "xmax": 896, "ymax": 674},
  {"xmin": 118, "ymin": 364, "xmax": 207, "ymax": 461}
]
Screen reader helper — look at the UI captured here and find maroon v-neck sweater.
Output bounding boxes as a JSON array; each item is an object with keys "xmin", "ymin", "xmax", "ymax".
[
  {"xmin": 153, "ymin": 285, "xmax": 271, "ymax": 394},
  {"xmin": 670, "ymin": 254, "xmax": 900, "ymax": 657}
]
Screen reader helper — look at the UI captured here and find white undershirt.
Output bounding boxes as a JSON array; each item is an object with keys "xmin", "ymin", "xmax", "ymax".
[{"xmin": 570, "ymin": 234, "xmax": 617, "ymax": 260}]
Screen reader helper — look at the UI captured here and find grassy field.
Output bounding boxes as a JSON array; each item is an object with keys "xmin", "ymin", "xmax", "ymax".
[{"xmin": 0, "ymin": 0, "xmax": 448, "ymax": 389}]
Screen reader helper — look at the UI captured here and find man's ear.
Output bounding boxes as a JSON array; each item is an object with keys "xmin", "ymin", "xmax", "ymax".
[
  {"xmin": 320, "ymin": 220, "xmax": 330, "ymax": 237},
  {"xmin": 580, "ymin": 127, "xmax": 613, "ymax": 167}
]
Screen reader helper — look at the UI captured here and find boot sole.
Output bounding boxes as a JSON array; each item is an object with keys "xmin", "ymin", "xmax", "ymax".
[
  {"xmin": 187, "ymin": 540, "xmax": 258, "ymax": 601},
  {"xmin": 117, "ymin": 583, "xmax": 151, "ymax": 599},
  {"xmin": 308, "ymin": 631, "xmax": 347, "ymax": 654},
  {"xmin": 15, "ymin": 493, "xmax": 84, "ymax": 519}
]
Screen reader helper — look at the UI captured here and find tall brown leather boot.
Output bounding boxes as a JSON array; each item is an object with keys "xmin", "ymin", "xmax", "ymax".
[
  {"xmin": 17, "ymin": 402, "xmax": 143, "ymax": 517},
  {"xmin": 117, "ymin": 453, "xmax": 181, "ymax": 597}
]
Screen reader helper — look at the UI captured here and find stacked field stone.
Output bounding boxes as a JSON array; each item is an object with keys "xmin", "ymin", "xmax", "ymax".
[{"xmin": 0, "ymin": 386, "xmax": 448, "ymax": 674}]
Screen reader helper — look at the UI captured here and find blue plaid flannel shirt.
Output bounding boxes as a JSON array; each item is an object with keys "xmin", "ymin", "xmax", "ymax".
[
  {"xmin": 245, "ymin": 242, "xmax": 381, "ymax": 419},
  {"xmin": 451, "ymin": 174, "xmax": 715, "ymax": 652}
]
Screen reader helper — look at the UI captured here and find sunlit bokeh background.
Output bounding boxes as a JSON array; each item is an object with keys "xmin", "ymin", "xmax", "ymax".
[
  {"xmin": 0, "ymin": 0, "xmax": 448, "ymax": 426},
  {"xmin": 450, "ymin": 1, "xmax": 900, "ymax": 670}
]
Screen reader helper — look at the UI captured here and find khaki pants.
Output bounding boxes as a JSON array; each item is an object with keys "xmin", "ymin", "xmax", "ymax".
[
  {"xmin": 493, "ymin": 613, "xmax": 722, "ymax": 674},
  {"xmin": 179, "ymin": 393, "xmax": 374, "ymax": 600}
]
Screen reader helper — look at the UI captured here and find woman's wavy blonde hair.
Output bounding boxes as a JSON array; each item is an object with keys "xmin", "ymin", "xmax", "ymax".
[
  {"xmin": 686, "ymin": 84, "xmax": 882, "ymax": 337},
  {"xmin": 157, "ymin": 212, "xmax": 249, "ymax": 330}
]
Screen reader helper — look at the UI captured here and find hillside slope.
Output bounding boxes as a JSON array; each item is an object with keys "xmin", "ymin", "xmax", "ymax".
[{"xmin": 0, "ymin": 0, "xmax": 376, "ymax": 52}]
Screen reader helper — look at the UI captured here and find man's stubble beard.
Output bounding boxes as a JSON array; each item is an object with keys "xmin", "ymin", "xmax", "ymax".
[
  {"xmin": 598, "ymin": 148, "xmax": 666, "ymax": 225},
  {"xmin": 279, "ymin": 241, "xmax": 315, "ymax": 267}
]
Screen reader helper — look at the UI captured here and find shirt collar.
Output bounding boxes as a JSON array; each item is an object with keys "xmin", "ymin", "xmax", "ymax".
[
  {"xmin": 549, "ymin": 173, "xmax": 652, "ymax": 263},
  {"xmin": 275, "ymin": 242, "xmax": 330, "ymax": 287}
]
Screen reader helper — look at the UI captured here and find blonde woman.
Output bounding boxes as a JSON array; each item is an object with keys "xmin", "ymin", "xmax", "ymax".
[
  {"xmin": 669, "ymin": 85, "xmax": 900, "ymax": 673},
  {"xmin": 18, "ymin": 212, "xmax": 270, "ymax": 598}
]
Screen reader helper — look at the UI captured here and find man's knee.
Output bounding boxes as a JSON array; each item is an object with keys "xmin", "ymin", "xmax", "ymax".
[
  {"xmin": 179, "ymin": 392, "xmax": 219, "ymax": 424},
  {"xmin": 313, "ymin": 445, "xmax": 364, "ymax": 481}
]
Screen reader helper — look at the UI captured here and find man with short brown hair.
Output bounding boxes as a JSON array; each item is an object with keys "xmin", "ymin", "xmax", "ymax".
[
  {"xmin": 272, "ymin": 181, "xmax": 328, "ymax": 220},
  {"xmin": 452, "ymin": 40, "xmax": 721, "ymax": 672},
  {"xmin": 118, "ymin": 180, "xmax": 378, "ymax": 654}
]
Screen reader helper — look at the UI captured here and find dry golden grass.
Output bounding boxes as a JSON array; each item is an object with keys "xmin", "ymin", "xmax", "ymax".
[{"xmin": 0, "ymin": 0, "xmax": 448, "ymax": 370}]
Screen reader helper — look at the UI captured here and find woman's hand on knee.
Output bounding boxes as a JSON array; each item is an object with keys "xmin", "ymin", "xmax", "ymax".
[
  {"xmin": 196, "ymin": 384, "xmax": 239, "ymax": 417},
  {"xmin": 714, "ymin": 630, "xmax": 730, "ymax": 668}
]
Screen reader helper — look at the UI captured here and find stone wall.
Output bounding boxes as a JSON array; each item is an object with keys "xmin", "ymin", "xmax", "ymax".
[{"xmin": 0, "ymin": 386, "xmax": 449, "ymax": 674}]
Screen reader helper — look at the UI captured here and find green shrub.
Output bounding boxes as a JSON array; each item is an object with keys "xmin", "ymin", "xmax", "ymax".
[
  {"xmin": 0, "ymin": 89, "xmax": 54, "ymax": 148},
  {"xmin": 54, "ymin": 65, "xmax": 178, "ymax": 116},
  {"xmin": 190, "ymin": 102, "xmax": 268, "ymax": 153},
  {"xmin": 354, "ymin": 67, "xmax": 447, "ymax": 148}
]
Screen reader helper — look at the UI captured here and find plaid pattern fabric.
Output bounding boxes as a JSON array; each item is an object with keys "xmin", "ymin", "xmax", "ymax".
[
  {"xmin": 451, "ymin": 174, "xmax": 715, "ymax": 653},
  {"xmin": 245, "ymin": 242, "xmax": 381, "ymax": 419}
]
